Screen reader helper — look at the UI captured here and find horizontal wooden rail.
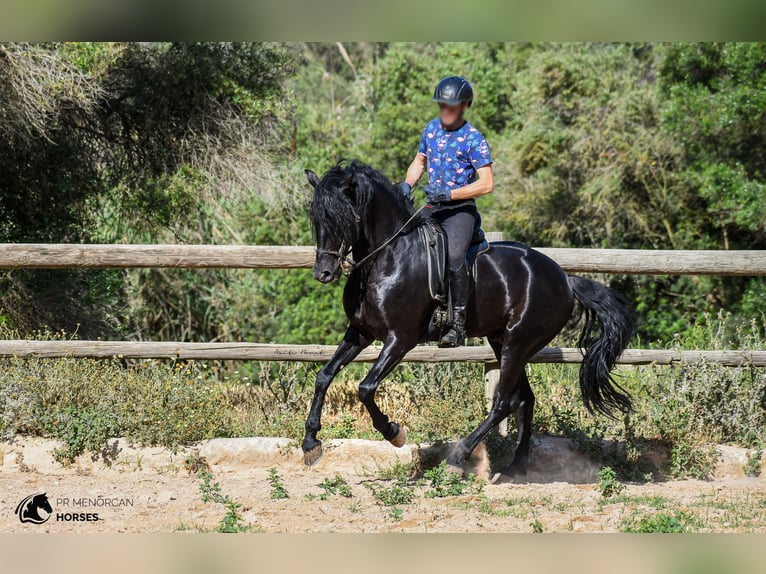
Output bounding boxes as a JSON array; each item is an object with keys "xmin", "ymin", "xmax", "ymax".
[
  {"xmin": 0, "ymin": 340, "xmax": 764, "ymax": 366},
  {"xmin": 0, "ymin": 244, "xmax": 765, "ymax": 275}
]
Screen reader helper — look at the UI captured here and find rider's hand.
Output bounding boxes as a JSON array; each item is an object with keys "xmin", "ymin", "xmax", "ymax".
[
  {"xmin": 398, "ymin": 182, "xmax": 412, "ymax": 199},
  {"xmin": 423, "ymin": 184, "xmax": 451, "ymax": 204}
]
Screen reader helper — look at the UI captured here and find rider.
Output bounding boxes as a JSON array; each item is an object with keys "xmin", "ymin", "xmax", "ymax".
[{"xmin": 400, "ymin": 76, "xmax": 494, "ymax": 348}]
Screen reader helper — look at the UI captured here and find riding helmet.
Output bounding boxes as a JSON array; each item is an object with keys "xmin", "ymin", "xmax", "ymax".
[{"xmin": 433, "ymin": 76, "xmax": 473, "ymax": 107}]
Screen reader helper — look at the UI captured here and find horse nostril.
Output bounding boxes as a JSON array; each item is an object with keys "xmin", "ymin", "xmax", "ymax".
[{"xmin": 319, "ymin": 271, "xmax": 332, "ymax": 282}]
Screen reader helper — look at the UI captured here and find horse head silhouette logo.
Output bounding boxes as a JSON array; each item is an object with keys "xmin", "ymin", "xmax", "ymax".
[{"xmin": 15, "ymin": 492, "xmax": 53, "ymax": 524}]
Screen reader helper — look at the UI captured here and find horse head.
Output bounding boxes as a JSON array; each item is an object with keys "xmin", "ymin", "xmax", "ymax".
[{"xmin": 306, "ymin": 160, "xmax": 415, "ymax": 283}]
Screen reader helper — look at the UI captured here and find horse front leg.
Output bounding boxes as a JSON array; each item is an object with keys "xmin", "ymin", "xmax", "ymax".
[
  {"xmin": 357, "ymin": 336, "xmax": 414, "ymax": 447},
  {"xmin": 302, "ymin": 326, "xmax": 371, "ymax": 465}
]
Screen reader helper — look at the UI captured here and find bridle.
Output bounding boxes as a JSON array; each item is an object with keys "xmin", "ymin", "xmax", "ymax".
[{"xmin": 316, "ymin": 204, "xmax": 426, "ymax": 276}]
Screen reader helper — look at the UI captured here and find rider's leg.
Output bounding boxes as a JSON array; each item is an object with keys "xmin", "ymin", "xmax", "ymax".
[{"xmin": 436, "ymin": 209, "xmax": 475, "ymax": 347}]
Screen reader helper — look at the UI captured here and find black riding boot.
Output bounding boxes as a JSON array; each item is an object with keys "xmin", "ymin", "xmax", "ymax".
[{"xmin": 439, "ymin": 263, "xmax": 469, "ymax": 348}]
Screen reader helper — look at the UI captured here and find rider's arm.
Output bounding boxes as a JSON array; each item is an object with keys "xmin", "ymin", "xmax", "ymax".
[
  {"xmin": 449, "ymin": 165, "xmax": 494, "ymax": 200},
  {"xmin": 404, "ymin": 153, "xmax": 427, "ymax": 187}
]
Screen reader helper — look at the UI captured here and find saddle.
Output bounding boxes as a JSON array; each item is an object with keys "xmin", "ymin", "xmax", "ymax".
[{"xmin": 419, "ymin": 220, "xmax": 490, "ymax": 328}]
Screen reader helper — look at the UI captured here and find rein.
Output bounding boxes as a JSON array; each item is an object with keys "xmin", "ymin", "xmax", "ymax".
[{"xmin": 318, "ymin": 205, "xmax": 427, "ymax": 275}]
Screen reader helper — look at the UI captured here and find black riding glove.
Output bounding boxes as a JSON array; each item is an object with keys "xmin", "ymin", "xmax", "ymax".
[
  {"xmin": 398, "ymin": 182, "xmax": 412, "ymax": 199},
  {"xmin": 423, "ymin": 184, "xmax": 452, "ymax": 204}
]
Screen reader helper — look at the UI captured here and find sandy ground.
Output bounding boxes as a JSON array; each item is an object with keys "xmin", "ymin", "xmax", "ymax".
[{"xmin": 1, "ymin": 436, "xmax": 764, "ymax": 533}]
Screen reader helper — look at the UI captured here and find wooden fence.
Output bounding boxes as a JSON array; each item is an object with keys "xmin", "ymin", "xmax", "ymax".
[
  {"xmin": 1, "ymin": 340, "xmax": 764, "ymax": 366},
  {"xmin": 1, "ymin": 243, "xmax": 765, "ymax": 275},
  {"xmin": 1, "ymin": 242, "xmax": 764, "ymax": 368}
]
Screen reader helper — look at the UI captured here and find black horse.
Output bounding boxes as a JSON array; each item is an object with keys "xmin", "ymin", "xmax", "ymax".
[{"xmin": 302, "ymin": 160, "xmax": 633, "ymax": 480}]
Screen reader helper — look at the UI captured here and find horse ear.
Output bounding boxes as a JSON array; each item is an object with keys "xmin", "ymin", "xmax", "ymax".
[{"xmin": 305, "ymin": 169, "xmax": 320, "ymax": 189}]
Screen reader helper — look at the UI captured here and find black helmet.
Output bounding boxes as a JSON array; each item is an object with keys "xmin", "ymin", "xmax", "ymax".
[{"xmin": 433, "ymin": 76, "xmax": 473, "ymax": 107}]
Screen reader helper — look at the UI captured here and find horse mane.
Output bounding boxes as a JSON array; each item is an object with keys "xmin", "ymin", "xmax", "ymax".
[{"xmin": 310, "ymin": 160, "xmax": 418, "ymax": 246}]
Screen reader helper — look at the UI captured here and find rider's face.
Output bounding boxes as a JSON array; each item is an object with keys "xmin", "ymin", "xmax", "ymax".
[{"xmin": 439, "ymin": 102, "xmax": 467, "ymax": 127}]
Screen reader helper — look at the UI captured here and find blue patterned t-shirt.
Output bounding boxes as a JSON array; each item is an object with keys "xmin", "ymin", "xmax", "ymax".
[{"xmin": 418, "ymin": 118, "xmax": 492, "ymax": 209}]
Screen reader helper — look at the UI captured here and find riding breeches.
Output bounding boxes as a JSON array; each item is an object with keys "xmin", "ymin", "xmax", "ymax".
[{"xmin": 428, "ymin": 207, "xmax": 476, "ymax": 271}]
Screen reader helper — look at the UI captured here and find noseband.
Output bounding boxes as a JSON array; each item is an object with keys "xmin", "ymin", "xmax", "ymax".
[{"xmin": 316, "ymin": 244, "xmax": 356, "ymax": 274}]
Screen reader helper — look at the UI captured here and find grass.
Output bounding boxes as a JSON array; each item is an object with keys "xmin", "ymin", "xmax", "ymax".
[
  {"xmin": 621, "ymin": 510, "xmax": 699, "ymax": 533},
  {"xmin": 598, "ymin": 494, "xmax": 671, "ymax": 510}
]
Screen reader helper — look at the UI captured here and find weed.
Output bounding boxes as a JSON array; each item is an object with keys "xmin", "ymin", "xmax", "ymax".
[
  {"xmin": 530, "ymin": 519, "xmax": 544, "ymax": 533},
  {"xmin": 477, "ymin": 498, "xmax": 511, "ymax": 517},
  {"xmin": 324, "ymin": 413, "xmax": 357, "ymax": 439},
  {"xmin": 183, "ymin": 450, "xmax": 209, "ymax": 475},
  {"xmin": 597, "ymin": 466, "xmax": 626, "ymax": 498},
  {"xmin": 268, "ymin": 467, "xmax": 289, "ymax": 500},
  {"xmin": 599, "ymin": 494, "xmax": 670, "ymax": 510},
  {"xmin": 365, "ymin": 479, "xmax": 416, "ymax": 507},
  {"xmin": 377, "ymin": 461, "xmax": 416, "ymax": 481},
  {"xmin": 388, "ymin": 506, "xmax": 404, "ymax": 521},
  {"xmin": 318, "ymin": 474, "xmax": 352, "ymax": 499},
  {"xmin": 51, "ymin": 406, "xmax": 118, "ymax": 464},
  {"xmin": 423, "ymin": 461, "xmax": 484, "ymax": 498},
  {"xmin": 744, "ymin": 449, "xmax": 762, "ymax": 478},
  {"xmin": 197, "ymin": 468, "xmax": 252, "ymax": 532},
  {"xmin": 621, "ymin": 510, "xmax": 698, "ymax": 533},
  {"xmin": 363, "ymin": 477, "xmax": 415, "ymax": 522},
  {"xmin": 669, "ymin": 441, "xmax": 716, "ymax": 480}
]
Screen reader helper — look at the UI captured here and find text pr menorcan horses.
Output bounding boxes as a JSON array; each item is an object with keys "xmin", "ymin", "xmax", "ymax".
[{"xmin": 302, "ymin": 161, "xmax": 633, "ymax": 480}]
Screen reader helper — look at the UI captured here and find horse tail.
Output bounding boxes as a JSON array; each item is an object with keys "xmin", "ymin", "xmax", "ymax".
[{"xmin": 568, "ymin": 276, "xmax": 634, "ymax": 417}]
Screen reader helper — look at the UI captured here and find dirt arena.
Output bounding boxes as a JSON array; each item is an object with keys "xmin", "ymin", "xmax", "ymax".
[{"xmin": 1, "ymin": 436, "xmax": 764, "ymax": 533}]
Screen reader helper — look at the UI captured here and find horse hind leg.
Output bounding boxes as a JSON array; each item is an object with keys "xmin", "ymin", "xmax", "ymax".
[
  {"xmin": 507, "ymin": 370, "xmax": 534, "ymax": 476},
  {"xmin": 446, "ymin": 338, "xmax": 529, "ymax": 477}
]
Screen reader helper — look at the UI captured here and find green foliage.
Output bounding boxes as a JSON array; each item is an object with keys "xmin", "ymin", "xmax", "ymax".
[
  {"xmin": 744, "ymin": 449, "xmax": 762, "ymax": 478},
  {"xmin": 51, "ymin": 406, "xmax": 118, "ymax": 465},
  {"xmin": 669, "ymin": 440, "xmax": 717, "ymax": 480},
  {"xmin": 621, "ymin": 510, "xmax": 698, "ymax": 533},
  {"xmin": 268, "ymin": 467, "xmax": 289, "ymax": 499},
  {"xmin": 0, "ymin": 351, "xmax": 232, "ymax": 456},
  {"xmin": 0, "ymin": 42, "xmax": 297, "ymax": 338},
  {"xmin": 530, "ymin": 519, "xmax": 545, "ymax": 533},
  {"xmin": 4, "ymin": 42, "xmax": 765, "ymax": 346},
  {"xmin": 659, "ymin": 43, "xmax": 766, "ymax": 237},
  {"xmin": 597, "ymin": 466, "xmax": 626, "ymax": 498},
  {"xmin": 423, "ymin": 461, "xmax": 484, "ymax": 498},
  {"xmin": 198, "ymin": 468, "xmax": 252, "ymax": 532},
  {"xmin": 365, "ymin": 478, "xmax": 417, "ymax": 507},
  {"xmin": 317, "ymin": 474, "xmax": 353, "ymax": 499}
]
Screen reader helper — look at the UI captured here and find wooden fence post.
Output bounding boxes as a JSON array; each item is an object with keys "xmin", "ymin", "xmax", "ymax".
[{"xmin": 482, "ymin": 231, "xmax": 508, "ymax": 436}]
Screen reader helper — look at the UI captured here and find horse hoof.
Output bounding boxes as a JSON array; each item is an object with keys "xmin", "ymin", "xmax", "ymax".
[
  {"xmin": 303, "ymin": 445, "xmax": 323, "ymax": 466},
  {"xmin": 389, "ymin": 425, "xmax": 408, "ymax": 448},
  {"xmin": 490, "ymin": 464, "xmax": 526, "ymax": 484},
  {"xmin": 490, "ymin": 472, "xmax": 516, "ymax": 485}
]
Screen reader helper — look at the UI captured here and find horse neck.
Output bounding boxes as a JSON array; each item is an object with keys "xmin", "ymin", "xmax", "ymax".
[{"xmin": 356, "ymin": 189, "xmax": 414, "ymax": 253}]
